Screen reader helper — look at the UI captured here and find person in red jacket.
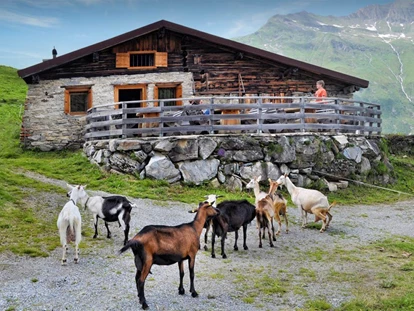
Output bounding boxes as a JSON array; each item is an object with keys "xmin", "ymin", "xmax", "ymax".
[{"xmin": 315, "ymin": 80, "xmax": 327, "ymax": 99}]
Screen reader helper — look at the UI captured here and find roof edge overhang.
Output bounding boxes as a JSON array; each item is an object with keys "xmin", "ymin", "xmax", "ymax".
[{"xmin": 17, "ymin": 19, "xmax": 369, "ymax": 88}]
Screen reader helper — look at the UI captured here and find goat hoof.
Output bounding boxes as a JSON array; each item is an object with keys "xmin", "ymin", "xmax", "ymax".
[
  {"xmin": 211, "ymin": 254, "xmax": 216, "ymax": 258},
  {"xmin": 234, "ymin": 246, "xmax": 238, "ymax": 251},
  {"xmin": 270, "ymin": 244, "xmax": 274, "ymax": 248},
  {"xmin": 222, "ymin": 254, "xmax": 227, "ymax": 259},
  {"xmin": 286, "ymin": 230, "xmax": 289, "ymax": 234},
  {"xmin": 244, "ymin": 246, "xmax": 248, "ymax": 250},
  {"xmin": 191, "ymin": 291, "xmax": 199, "ymax": 298},
  {"xmin": 203, "ymin": 245, "xmax": 208, "ymax": 251},
  {"xmin": 61, "ymin": 259, "xmax": 67, "ymax": 266},
  {"xmin": 107, "ymin": 234, "xmax": 111, "ymax": 239},
  {"xmin": 273, "ymin": 237, "xmax": 277, "ymax": 241},
  {"xmin": 178, "ymin": 288, "xmax": 185, "ymax": 295},
  {"xmin": 93, "ymin": 235, "xmax": 97, "ymax": 239},
  {"xmin": 74, "ymin": 258, "xmax": 79, "ymax": 264},
  {"xmin": 141, "ymin": 302, "xmax": 149, "ymax": 310},
  {"xmin": 259, "ymin": 244, "xmax": 262, "ymax": 248}
]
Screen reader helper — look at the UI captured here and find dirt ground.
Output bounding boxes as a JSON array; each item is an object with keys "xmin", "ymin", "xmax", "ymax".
[{"xmin": 1, "ymin": 173, "xmax": 413, "ymax": 311}]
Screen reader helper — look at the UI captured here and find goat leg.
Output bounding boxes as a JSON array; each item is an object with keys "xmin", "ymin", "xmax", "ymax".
[
  {"xmin": 271, "ymin": 218, "xmax": 277, "ymax": 241},
  {"xmin": 178, "ymin": 261, "xmax": 185, "ymax": 295},
  {"xmin": 188, "ymin": 257, "xmax": 198, "ymax": 298},
  {"xmin": 137, "ymin": 264, "xmax": 151, "ymax": 310},
  {"xmin": 221, "ymin": 232, "xmax": 227, "ymax": 259},
  {"xmin": 233, "ymin": 230, "xmax": 239, "ymax": 251},
  {"xmin": 242, "ymin": 224, "xmax": 248, "ymax": 250},
  {"xmin": 124, "ymin": 223, "xmax": 130, "ymax": 246},
  {"xmin": 104, "ymin": 221, "xmax": 112, "ymax": 239},
  {"xmin": 258, "ymin": 229, "xmax": 263, "ymax": 248},
  {"xmin": 93, "ymin": 215, "xmax": 99, "ymax": 239},
  {"xmin": 211, "ymin": 231, "xmax": 216, "ymax": 258},
  {"xmin": 61, "ymin": 244, "xmax": 67, "ymax": 266},
  {"xmin": 267, "ymin": 224, "xmax": 274, "ymax": 247}
]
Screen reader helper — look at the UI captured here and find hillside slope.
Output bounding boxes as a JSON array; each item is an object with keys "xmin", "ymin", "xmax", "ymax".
[{"xmin": 236, "ymin": 0, "xmax": 414, "ymax": 134}]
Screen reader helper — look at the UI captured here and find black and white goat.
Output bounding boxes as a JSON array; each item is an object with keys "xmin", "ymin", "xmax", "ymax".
[
  {"xmin": 67, "ymin": 187, "xmax": 137, "ymax": 245},
  {"xmin": 58, "ymin": 185, "xmax": 88, "ymax": 265}
]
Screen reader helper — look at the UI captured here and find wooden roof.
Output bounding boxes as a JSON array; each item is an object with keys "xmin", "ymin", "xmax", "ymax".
[{"xmin": 17, "ymin": 20, "xmax": 369, "ymax": 88}]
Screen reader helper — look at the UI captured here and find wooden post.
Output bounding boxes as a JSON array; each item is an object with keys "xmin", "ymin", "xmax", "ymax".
[
  {"xmin": 209, "ymin": 97, "xmax": 214, "ymax": 134},
  {"xmin": 377, "ymin": 106, "xmax": 381, "ymax": 134},
  {"xmin": 359, "ymin": 102, "xmax": 365, "ymax": 135},
  {"xmin": 121, "ymin": 102, "xmax": 127, "ymax": 139},
  {"xmin": 159, "ymin": 100, "xmax": 164, "ymax": 137},
  {"xmin": 335, "ymin": 99, "xmax": 340, "ymax": 134},
  {"xmin": 257, "ymin": 97, "xmax": 263, "ymax": 134},
  {"xmin": 300, "ymin": 97, "xmax": 305, "ymax": 133}
]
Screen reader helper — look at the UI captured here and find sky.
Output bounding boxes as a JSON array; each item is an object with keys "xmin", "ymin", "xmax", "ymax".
[{"xmin": 0, "ymin": 0, "xmax": 394, "ymax": 69}]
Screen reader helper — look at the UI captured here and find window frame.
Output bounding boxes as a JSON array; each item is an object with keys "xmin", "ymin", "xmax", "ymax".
[
  {"xmin": 154, "ymin": 83, "xmax": 183, "ymax": 107},
  {"xmin": 115, "ymin": 51, "xmax": 168, "ymax": 69},
  {"xmin": 64, "ymin": 86, "xmax": 92, "ymax": 116},
  {"xmin": 114, "ymin": 84, "xmax": 147, "ymax": 109}
]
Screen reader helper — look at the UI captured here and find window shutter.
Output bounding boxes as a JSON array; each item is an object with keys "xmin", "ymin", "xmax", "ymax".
[
  {"xmin": 155, "ymin": 52, "xmax": 168, "ymax": 67},
  {"xmin": 153, "ymin": 86, "xmax": 159, "ymax": 107},
  {"xmin": 87, "ymin": 88, "xmax": 93, "ymax": 110},
  {"xmin": 116, "ymin": 53, "xmax": 129, "ymax": 68},
  {"xmin": 176, "ymin": 85, "xmax": 183, "ymax": 106},
  {"xmin": 64, "ymin": 89, "xmax": 70, "ymax": 114}
]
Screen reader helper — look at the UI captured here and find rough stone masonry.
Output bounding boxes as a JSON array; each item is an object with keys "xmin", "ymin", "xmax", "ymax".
[{"xmin": 84, "ymin": 134, "xmax": 394, "ymax": 190}]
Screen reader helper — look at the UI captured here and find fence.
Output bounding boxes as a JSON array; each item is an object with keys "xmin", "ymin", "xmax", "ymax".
[{"xmin": 85, "ymin": 96, "xmax": 381, "ymax": 140}]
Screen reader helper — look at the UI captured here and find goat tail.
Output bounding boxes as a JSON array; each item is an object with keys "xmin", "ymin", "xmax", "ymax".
[
  {"xmin": 118, "ymin": 238, "xmax": 140, "ymax": 255},
  {"xmin": 328, "ymin": 201, "xmax": 337, "ymax": 211}
]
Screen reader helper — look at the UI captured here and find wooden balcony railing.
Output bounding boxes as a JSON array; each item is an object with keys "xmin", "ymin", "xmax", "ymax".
[{"xmin": 85, "ymin": 96, "xmax": 381, "ymax": 140}]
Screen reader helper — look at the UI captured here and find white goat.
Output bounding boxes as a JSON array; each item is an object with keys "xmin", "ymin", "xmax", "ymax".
[
  {"xmin": 276, "ymin": 174, "xmax": 335, "ymax": 232},
  {"xmin": 57, "ymin": 184, "xmax": 88, "ymax": 265}
]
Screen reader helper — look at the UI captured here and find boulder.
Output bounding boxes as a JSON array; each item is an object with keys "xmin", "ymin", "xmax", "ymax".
[
  {"xmin": 217, "ymin": 171, "xmax": 226, "ymax": 183},
  {"xmin": 199, "ymin": 137, "xmax": 217, "ymax": 159},
  {"xmin": 343, "ymin": 147, "xmax": 362, "ymax": 163},
  {"xmin": 360, "ymin": 156, "xmax": 371, "ymax": 174},
  {"xmin": 327, "ymin": 182, "xmax": 338, "ymax": 192},
  {"xmin": 141, "ymin": 143, "xmax": 153, "ymax": 154},
  {"xmin": 299, "ymin": 167, "xmax": 312, "ymax": 175},
  {"xmin": 230, "ymin": 149, "xmax": 264, "ymax": 162},
  {"xmin": 211, "ymin": 178, "xmax": 221, "ymax": 188},
  {"xmin": 280, "ymin": 164, "xmax": 291, "ymax": 175},
  {"xmin": 266, "ymin": 136, "xmax": 296, "ymax": 163},
  {"xmin": 219, "ymin": 137, "xmax": 260, "ymax": 150},
  {"xmin": 169, "ymin": 139, "xmax": 198, "ymax": 162},
  {"xmin": 154, "ymin": 140, "xmax": 175, "ymax": 152},
  {"xmin": 93, "ymin": 149, "xmax": 103, "ymax": 164},
  {"xmin": 134, "ymin": 150, "xmax": 148, "ymax": 164},
  {"xmin": 117, "ymin": 140, "xmax": 143, "ymax": 151},
  {"xmin": 239, "ymin": 162, "xmax": 280, "ymax": 181},
  {"xmin": 109, "ymin": 153, "xmax": 140, "ymax": 174},
  {"xmin": 333, "ymin": 135, "xmax": 349, "ymax": 149},
  {"xmin": 336, "ymin": 181, "xmax": 349, "ymax": 189},
  {"xmin": 85, "ymin": 144, "xmax": 95, "ymax": 157},
  {"xmin": 178, "ymin": 159, "xmax": 220, "ymax": 185},
  {"xmin": 145, "ymin": 154, "xmax": 181, "ymax": 183},
  {"xmin": 109, "ymin": 139, "xmax": 118, "ymax": 152},
  {"xmin": 290, "ymin": 137, "xmax": 320, "ymax": 169},
  {"xmin": 225, "ymin": 176, "xmax": 243, "ymax": 192}
]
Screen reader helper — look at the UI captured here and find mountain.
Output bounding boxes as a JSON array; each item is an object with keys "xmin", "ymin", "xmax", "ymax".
[{"xmin": 235, "ymin": 0, "xmax": 414, "ymax": 134}]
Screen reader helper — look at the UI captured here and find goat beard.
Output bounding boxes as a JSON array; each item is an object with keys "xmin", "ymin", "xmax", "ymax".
[{"xmin": 66, "ymin": 226, "xmax": 76, "ymax": 243}]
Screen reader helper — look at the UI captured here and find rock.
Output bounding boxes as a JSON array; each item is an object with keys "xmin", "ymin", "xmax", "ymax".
[
  {"xmin": 336, "ymin": 181, "xmax": 349, "ymax": 189},
  {"xmin": 199, "ymin": 137, "xmax": 217, "ymax": 159},
  {"xmin": 141, "ymin": 143, "xmax": 153, "ymax": 154},
  {"xmin": 219, "ymin": 137, "xmax": 260, "ymax": 150},
  {"xmin": 299, "ymin": 167, "xmax": 312, "ymax": 175},
  {"xmin": 218, "ymin": 171, "xmax": 226, "ymax": 183},
  {"xmin": 240, "ymin": 162, "xmax": 280, "ymax": 181},
  {"xmin": 223, "ymin": 163, "xmax": 239, "ymax": 176},
  {"xmin": 139, "ymin": 170, "xmax": 145, "ymax": 180},
  {"xmin": 211, "ymin": 178, "xmax": 221, "ymax": 188},
  {"xmin": 290, "ymin": 137, "xmax": 320, "ymax": 169},
  {"xmin": 225, "ymin": 176, "xmax": 243, "ymax": 191},
  {"xmin": 328, "ymin": 182, "xmax": 338, "ymax": 192},
  {"xmin": 134, "ymin": 150, "xmax": 148, "ymax": 163},
  {"xmin": 360, "ymin": 156, "xmax": 371, "ymax": 174},
  {"xmin": 117, "ymin": 140, "xmax": 142, "ymax": 151},
  {"xmin": 343, "ymin": 147, "xmax": 362, "ymax": 163},
  {"xmin": 103, "ymin": 150, "xmax": 111, "ymax": 158},
  {"xmin": 280, "ymin": 164, "xmax": 290, "ymax": 175},
  {"xmin": 109, "ymin": 153, "xmax": 140, "ymax": 174},
  {"xmin": 145, "ymin": 153, "xmax": 181, "ymax": 183},
  {"xmin": 94, "ymin": 140, "xmax": 109, "ymax": 149},
  {"xmin": 178, "ymin": 159, "xmax": 220, "ymax": 185},
  {"xmin": 296, "ymin": 174, "xmax": 305, "ymax": 187},
  {"xmin": 266, "ymin": 136, "xmax": 296, "ymax": 163},
  {"xmin": 169, "ymin": 139, "xmax": 198, "ymax": 162},
  {"xmin": 291, "ymin": 169, "xmax": 299, "ymax": 174},
  {"xmin": 367, "ymin": 140, "xmax": 380, "ymax": 156},
  {"xmin": 93, "ymin": 150, "xmax": 103, "ymax": 164},
  {"xmin": 85, "ymin": 144, "xmax": 95, "ymax": 157},
  {"xmin": 154, "ymin": 140, "xmax": 175, "ymax": 152},
  {"xmin": 230, "ymin": 149, "xmax": 264, "ymax": 162},
  {"xmin": 266, "ymin": 162, "xmax": 281, "ymax": 180},
  {"xmin": 109, "ymin": 139, "xmax": 118, "ymax": 152},
  {"xmin": 333, "ymin": 135, "xmax": 349, "ymax": 149}
]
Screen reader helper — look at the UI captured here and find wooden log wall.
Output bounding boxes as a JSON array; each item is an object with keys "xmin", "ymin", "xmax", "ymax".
[{"xmin": 35, "ymin": 29, "xmax": 355, "ymax": 97}]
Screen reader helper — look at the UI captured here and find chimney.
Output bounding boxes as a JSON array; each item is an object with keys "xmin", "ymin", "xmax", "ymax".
[{"xmin": 52, "ymin": 46, "xmax": 57, "ymax": 59}]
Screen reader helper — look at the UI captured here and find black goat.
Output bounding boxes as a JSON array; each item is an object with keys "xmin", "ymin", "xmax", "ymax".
[{"xmin": 211, "ymin": 200, "xmax": 256, "ymax": 259}]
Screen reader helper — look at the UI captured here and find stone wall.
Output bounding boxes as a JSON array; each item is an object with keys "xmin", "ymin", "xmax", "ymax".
[
  {"xmin": 22, "ymin": 72, "xmax": 194, "ymax": 151},
  {"xmin": 84, "ymin": 134, "xmax": 393, "ymax": 190}
]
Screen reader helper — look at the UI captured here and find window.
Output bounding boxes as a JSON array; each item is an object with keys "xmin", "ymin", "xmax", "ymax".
[
  {"xmin": 130, "ymin": 53, "xmax": 154, "ymax": 67},
  {"xmin": 154, "ymin": 84, "xmax": 182, "ymax": 106},
  {"xmin": 116, "ymin": 51, "xmax": 168, "ymax": 69},
  {"xmin": 64, "ymin": 87, "xmax": 92, "ymax": 115}
]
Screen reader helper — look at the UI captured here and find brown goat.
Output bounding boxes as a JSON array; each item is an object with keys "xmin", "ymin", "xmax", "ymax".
[
  {"xmin": 268, "ymin": 179, "xmax": 289, "ymax": 234},
  {"xmin": 119, "ymin": 202, "xmax": 220, "ymax": 310},
  {"xmin": 255, "ymin": 195, "xmax": 275, "ymax": 248}
]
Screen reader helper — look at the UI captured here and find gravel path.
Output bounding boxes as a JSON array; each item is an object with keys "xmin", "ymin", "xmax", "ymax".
[{"xmin": 1, "ymin": 172, "xmax": 413, "ymax": 311}]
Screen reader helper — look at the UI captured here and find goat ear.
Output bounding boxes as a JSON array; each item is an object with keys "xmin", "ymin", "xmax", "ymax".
[
  {"xmin": 83, "ymin": 185, "xmax": 87, "ymax": 189},
  {"xmin": 216, "ymin": 195, "xmax": 222, "ymax": 198},
  {"xmin": 257, "ymin": 175, "xmax": 262, "ymax": 182},
  {"xmin": 284, "ymin": 173, "xmax": 288, "ymax": 177},
  {"xmin": 67, "ymin": 183, "xmax": 74, "ymax": 189},
  {"xmin": 268, "ymin": 178, "xmax": 272, "ymax": 183}
]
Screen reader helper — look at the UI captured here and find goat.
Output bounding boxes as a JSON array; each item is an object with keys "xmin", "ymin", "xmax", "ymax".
[
  {"xmin": 246, "ymin": 176, "xmax": 277, "ymax": 241},
  {"xmin": 245, "ymin": 175, "xmax": 268, "ymax": 203},
  {"xmin": 57, "ymin": 185, "xmax": 88, "ymax": 265},
  {"xmin": 200, "ymin": 194, "xmax": 221, "ymax": 251},
  {"xmin": 211, "ymin": 200, "xmax": 256, "ymax": 259},
  {"xmin": 255, "ymin": 195, "xmax": 276, "ymax": 248},
  {"xmin": 67, "ymin": 187, "xmax": 137, "ymax": 245},
  {"xmin": 268, "ymin": 179, "xmax": 289, "ymax": 234},
  {"xmin": 119, "ymin": 202, "xmax": 220, "ymax": 310},
  {"xmin": 276, "ymin": 173, "xmax": 335, "ymax": 232}
]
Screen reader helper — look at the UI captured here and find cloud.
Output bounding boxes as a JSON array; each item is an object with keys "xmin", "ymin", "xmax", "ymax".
[
  {"xmin": 0, "ymin": 48, "xmax": 42, "ymax": 59},
  {"xmin": 0, "ymin": 9, "xmax": 59, "ymax": 27}
]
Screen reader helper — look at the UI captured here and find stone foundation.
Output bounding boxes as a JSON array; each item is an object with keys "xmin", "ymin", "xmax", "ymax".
[{"xmin": 84, "ymin": 134, "xmax": 393, "ymax": 190}]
